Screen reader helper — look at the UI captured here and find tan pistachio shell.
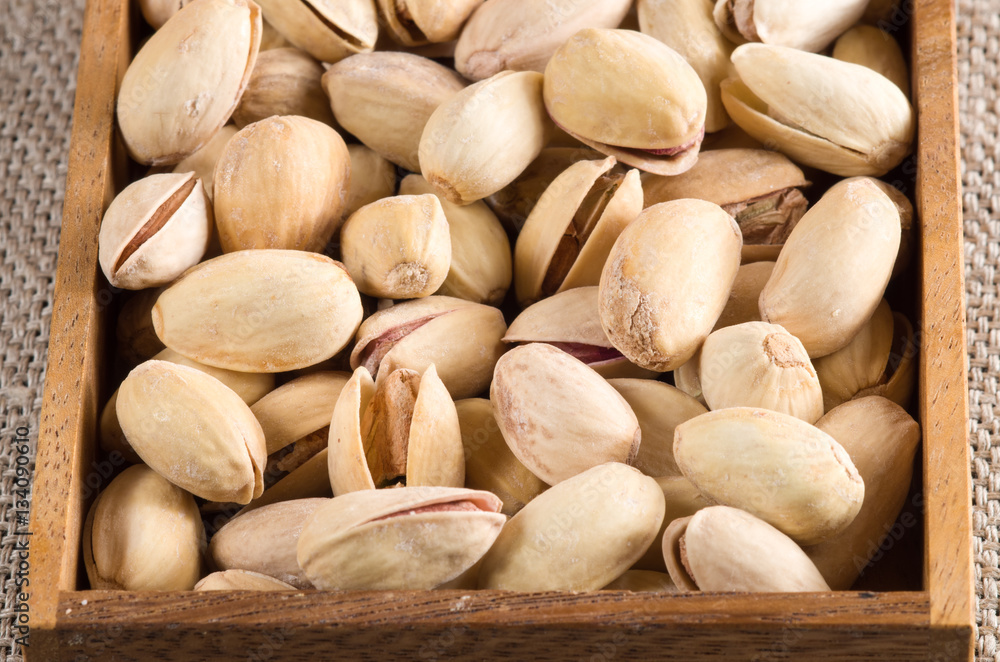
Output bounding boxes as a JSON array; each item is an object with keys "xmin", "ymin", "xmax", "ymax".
[
  {"xmin": 598, "ymin": 199, "xmax": 743, "ymax": 372},
  {"xmin": 713, "ymin": 0, "xmax": 868, "ymax": 53},
  {"xmin": 251, "ymin": 371, "xmax": 351, "ymax": 455},
  {"xmin": 855, "ymin": 177, "xmax": 914, "ymax": 279},
  {"xmin": 490, "ymin": 343, "xmax": 641, "ymax": 486},
  {"xmin": 453, "ymin": 0, "xmax": 632, "ymax": 81},
  {"xmin": 260, "ymin": 16, "xmax": 292, "ymax": 50},
  {"xmin": 759, "ymin": 177, "xmax": 900, "ymax": 358},
  {"xmin": 814, "ymin": 299, "xmax": 894, "ymax": 412},
  {"xmin": 699, "ymin": 322, "xmax": 824, "ymax": 423},
  {"xmin": 172, "ymin": 125, "xmax": 238, "ymax": 201},
  {"xmin": 673, "ymin": 407, "xmax": 864, "ymax": 545},
  {"xmin": 633, "ymin": 476, "xmax": 709, "ymax": 572},
  {"xmin": 139, "ymin": 0, "xmax": 192, "ymax": 28},
  {"xmin": 478, "ymin": 462, "xmax": 665, "ymax": 590},
  {"xmin": 603, "ymin": 570, "xmax": 677, "ymax": 592},
  {"xmin": 298, "ymin": 487, "xmax": 505, "ymax": 589},
  {"xmin": 232, "ymin": 47, "xmax": 338, "ymax": 128},
  {"xmin": 805, "ymin": 396, "xmax": 921, "ymax": 589},
  {"xmin": 118, "ymin": 0, "xmax": 261, "ymax": 165},
  {"xmin": 671, "ymin": 353, "xmax": 705, "ymax": 406},
  {"xmin": 153, "ymin": 250, "xmax": 363, "ymax": 372},
  {"xmin": 324, "ymin": 52, "xmax": 466, "ymax": 172},
  {"xmin": 98, "ymin": 172, "xmax": 212, "ymax": 290},
  {"xmin": 514, "ymin": 157, "xmax": 643, "ymax": 305},
  {"xmin": 543, "ymin": 29, "xmax": 707, "ymax": 176},
  {"xmin": 456, "ymin": 398, "xmax": 547, "ymax": 517},
  {"xmin": 832, "ymin": 25, "xmax": 909, "ymax": 97},
  {"xmin": 420, "ymin": 70, "xmax": 553, "ymax": 205},
  {"xmin": 194, "ymin": 569, "xmax": 296, "ymax": 591},
  {"xmin": 213, "ymin": 115, "xmax": 351, "ymax": 252},
  {"xmin": 239, "ymin": 447, "xmax": 333, "ymax": 516},
  {"xmin": 378, "ymin": 0, "xmax": 482, "ymax": 46},
  {"xmin": 713, "ymin": 261, "xmax": 774, "ymax": 330},
  {"xmin": 608, "ymin": 379, "xmax": 707, "ymax": 478},
  {"xmin": 344, "ymin": 145, "xmax": 397, "ymax": 219},
  {"xmin": 210, "ymin": 497, "xmax": 326, "ymax": 587},
  {"xmin": 83, "ymin": 465, "xmax": 205, "ymax": 591},
  {"xmin": 663, "ymin": 506, "xmax": 830, "ymax": 592},
  {"xmin": 254, "ymin": 0, "xmax": 377, "ymax": 64},
  {"xmin": 399, "ymin": 174, "xmax": 512, "ymax": 305},
  {"xmin": 872, "ymin": 312, "xmax": 917, "ymax": 409}
]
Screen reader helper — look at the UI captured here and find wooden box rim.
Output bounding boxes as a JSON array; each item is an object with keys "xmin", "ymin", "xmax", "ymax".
[{"xmin": 26, "ymin": 0, "xmax": 973, "ymax": 659}]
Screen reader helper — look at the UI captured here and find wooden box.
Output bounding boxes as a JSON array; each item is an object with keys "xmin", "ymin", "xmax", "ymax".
[{"xmin": 27, "ymin": 0, "xmax": 973, "ymax": 659}]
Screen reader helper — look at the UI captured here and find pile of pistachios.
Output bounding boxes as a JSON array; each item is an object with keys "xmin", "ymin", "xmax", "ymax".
[{"xmin": 85, "ymin": 0, "xmax": 922, "ymax": 595}]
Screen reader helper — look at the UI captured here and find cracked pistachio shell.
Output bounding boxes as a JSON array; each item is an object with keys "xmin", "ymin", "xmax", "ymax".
[
  {"xmin": 478, "ymin": 462, "xmax": 665, "ymax": 590},
  {"xmin": 759, "ymin": 177, "xmax": 900, "ymax": 358},
  {"xmin": 98, "ymin": 172, "xmax": 212, "ymax": 290},
  {"xmin": 118, "ymin": 0, "xmax": 261, "ymax": 166},
  {"xmin": 833, "ymin": 25, "xmax": 909, "ymax": 97},
  {"xmin": 674, "ymin": 407, "xmax": 864, "ymax": 545},
  {"xmin": 543, "ymin": 29, "xmax": 707, "ymax": 176},
  {"xmin": 603, "ymin": 570, "xmax": 676, "ymax": 592},
  {"xmin": 172, "ymin": 125, "xmax": 238, "ymax": 201},
  {"xmin": 400, "ymin": 174, "xmax": 511, "ymax": 305},
  {"xmin": 713, "ymin": 261, "xmax": 774, "ymax": 330},
  {"xmin": 504, "ymin": 287, "xmax": 658, "ymax": 380},
  {"xmin": 663, "ymin": 506, "xmax": 830, "ymax": 592},
  {"xmin": 638, "ymin": 0, "xmax": 734, "ymax": 133},
  {"xmin": 324, "ymin": 52, "xmax": 466, "ymax": 172},
  {"xmin": 721, "ymin": 44, "xmax": 915, "ymax": 176},
  {"xmin": 344, "ymin": 145, "xmax": 397, "ymax": 219},
  {"xmin": 117, "ymin": 360, "xmax": 267, "ymax": 503},
  {"xmin": 598, "ymin": 199, "xmax": 742, "ymax": 372},
  {"xmin": 608, "ymin": 379, "xmax": 707, "ymax": 477},
  {"xmin": 806, "ymin": 396, "xmax": 920, "ymax": 589},
  {"xmin": 633, "ymin": 476, "xmax": 709, "ymax": 572},
  {"xmin": 378, "ymin": 0, "xmax": 482, "ymax": 46},
  {"xmin": 298, "ymin": 487, "xmax": 505, "ymax": 589},
  {"xmin": 153, "ymin": 250, "xmax": 363, "ymax": 372},
  {"xmin": 214, "ymin": 115, "xmax": 351, "ymax": 252},
  {"xmin": 420, "ymin": 70, "xmax": 553, "ymax": 205},
  {"xmin": 340, "ymin": 194, "xmax": 451, "ymax": 299},
  {"xmin": 254, "ymin": 0, "xmax": 377, "ymax": 64},
  {"xmin": 232, "ymin": 47, "xmax": 338, "ymax": 128},
  {"xmin": 713, "ymin": 0, "xmax": 867, "ymax": 53},
  {"xmin": 490, "ymin": 343, "xmax": 641, "ymax": 485},
  {"xmin": 251, "ymin": 371, "xmax": 351, "ymax": 455},
  {"xmin": 813, "ymin": 299, "xmax": 894, "ymax": 412},
  {"xmin": 514, "ymin": 157, "xmax": 643, "ymax": 305},
  {"xmin": 350, "ymin": 296, "xmax": 507, "ymax": 399},
  {"xmin": 83, "ymin": 465, "xmax": 205, "ymax": 591},
  {"xmin": 194, "ymin": 569, "xmax": 295, "ymax": 591},
  {"xmin": 210, "ymin": 497, "xmax": 326, "ymax": 587},
  {"xmin": 457, "ymin": 398, "xmax": 547, "ymax": 517},
  {"xmin": 699, "ymin": 322, "xmax": 823, "ymax": 423},
  {"xmin": 454, "ymin": 0, "xmax": 632, "ymax": 81}
]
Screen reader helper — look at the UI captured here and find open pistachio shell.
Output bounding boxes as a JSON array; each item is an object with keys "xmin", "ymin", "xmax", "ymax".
[
  {"xmin": 814, "ymin": 299, "xmax": 894, "ymax": 412},
  {"xmin": 633, "ymin": 476, "xmax": 709, "ymax": 572},
  {"xmin": 172, "ymin": 125, "xmax": 238, "ymax": 201},
  {"xmin": 713, "ymin": 0, "xmax": 868, "ymax": 53},
  {"xmin": 344, "ymin": 145, "xmax": 397, "ymax": 219},
  {"xmin": 239, "ymin": 447, "xmax": 332, "ymax": 516},
  {"xmin": 378, "ymin": 0, "xmax": 481, "ymax": 46},
  {"xmin": 118, "ymin": 0, "xmax": 261, "ymax": 165},
  {"xmin": 254, "ymin": 0, "xmax": 377, "ymax": 64},
  {"xmin": 713, "ymin": 261, "xmax": 775, "ymax": 330},
  {"xmin": 251, "ymin": 371, "xmax": 351, "ymax": 455},
  {"xmin": 232, "ymin": 47, "xmax": 338, "ymax": 128}
]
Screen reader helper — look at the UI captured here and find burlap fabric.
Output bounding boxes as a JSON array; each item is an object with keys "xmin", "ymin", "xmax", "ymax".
[{"xmin": 0, "ymin": 0, "xmax": 995, "ymax": 660}]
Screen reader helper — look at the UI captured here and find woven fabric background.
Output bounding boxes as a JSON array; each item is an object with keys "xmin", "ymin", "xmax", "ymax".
[{"xmin": 0, "ymin": 0, "xmax": 995, "ymax": 660}]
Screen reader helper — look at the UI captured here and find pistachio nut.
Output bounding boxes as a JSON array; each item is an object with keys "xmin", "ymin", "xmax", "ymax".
[
  {"xmin": 813, "ymin": 299, "xmax": 894, "ymax": 412},
  {"xmin": 153, "ymin": 250, "xmax": 363, "ymax": 372},
  {"xmin": 543, "ymin": 29, "xmax": 706, "ymax": 176},
  {"xmin": 298, "ymin": 487, "xmax": 505, "ymax": 589},
  {"xmin": 194, "ymin": 569, "xmax": 296, "ymax": 591},
  {"xmin": 83, "ymin": 464, "xmax": 205, "ymax": 591},
  {"xmin": 514, "ymin": 157, "xmax": 643, "ymax": 305},
  {"xmin": 713, "ymin": 0, "xmax": 868, "ymax": 52},
  {"xmin": 638, "ymin": 0, "xmax": 735, "ymax": 133},
  {"xmin": 344, "ymin": 145, "xmax": 397, "ymax": 219},
  {"xmin": 213, "ymin": 115, "xmax": 351, "ymax": 252},
  {"xmin": 252, "ymin": 371, "xmax": 351, "ymax": 455},
  {"xmin": 713, "ymin": 261, "xmax": 775, "ymax": 330},
  {"xmin": 399, "ymin": 174, "xmax": 512, "ymax": 305},
  {"xmin": 608, "ymin": 379, "xmax": 707, "ymax": 478},
  {"xmin": 210, "ymin": 497, "xmax": 326, "ymax": 587},
  {"xmin": 98, "ymin": 172, "xmax": 212, "ymax": 290},
  {"xmin": 378, "ymin": 0, "xmax": 481, "ymax": 46},
  {"xmin": 504, "ymin": 287, "xmax": 658, "ymax": 380},
  {"xmin": 232, "ymin": 47, "xmax": 338, "ymax": 128},
  {"xmin": 603, "ymin": 570, "xmax": 676, "ymax": 592},
  {"xmin": 478, "ymin": 462, "xmax": 664, "ymax": 590},
  {"xmin": 324, "ymin": 52, "xmax": 466, "ymax": 172},
  {"xmin": 339, "ymin": 194, "xmax": 452, "ymax": 299},
  {"xmin": 641, "ymin": 149, "xmax": 809, "ymax": 263},
  {"xmin": 254, "ymin": 0, "xmax": 377, "ymax": 64},
  {"xmin": 456, "ymin": 398, "xmax": 547, "ymax": 517},
  {"xmin": 721, "ymin": 44, "xmax": 915, "ymax": 176},
  {"xmin": 598, "ymin": 199, "xmax": 743, "ymax": 372},
  {"xmin": 491, "ymin": 343, "xmax": 640, "ymax": 485},
  {"xmin": 663, "ymin": 506, "xmax": 830, "ymax": 592},
  {"xmin": 673, "ymin": 407, "xmax": 864, "ymax": 545},
  {"xmin": 350, "ymin": 296, "xmax": 507, "ymax": 399},
  {"xmin": 238, "ymin": 448, "xmax": 332, "ymax": 515},
  {"xmin": 759, "ymin": 177, "xmax": 900, "ymax": 358},
  {"xmin": 117, "ymin": 360, "xmax": 267, "ymax": 503},
  {"xmin": 420, "ymin": 70, "xmax": 553, "ymax": 205},
  {"xmin": 832, "ymin": 25, "xmax": 910, "ymax": 97},
  {"xmin": 633, "ymin": 476, "xmax": 709, "ymax": 572},
  {"xmin": 118, "ymin": 0, "xmax": 261, "ymax": 165},
  {"xmin": 699, "ymin": 322, "xmax": 823, "ymax": 423},
  {"xmin": 171, "ymin": 125, "xmax": 238, "ymax": 201},
  {"xmin": 453, "ymin": 0, "xmax": 632, "ymax": 81},
  {"xmin": 116, "ymin": 287, "xmax": 166, "ymax": 365}
]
